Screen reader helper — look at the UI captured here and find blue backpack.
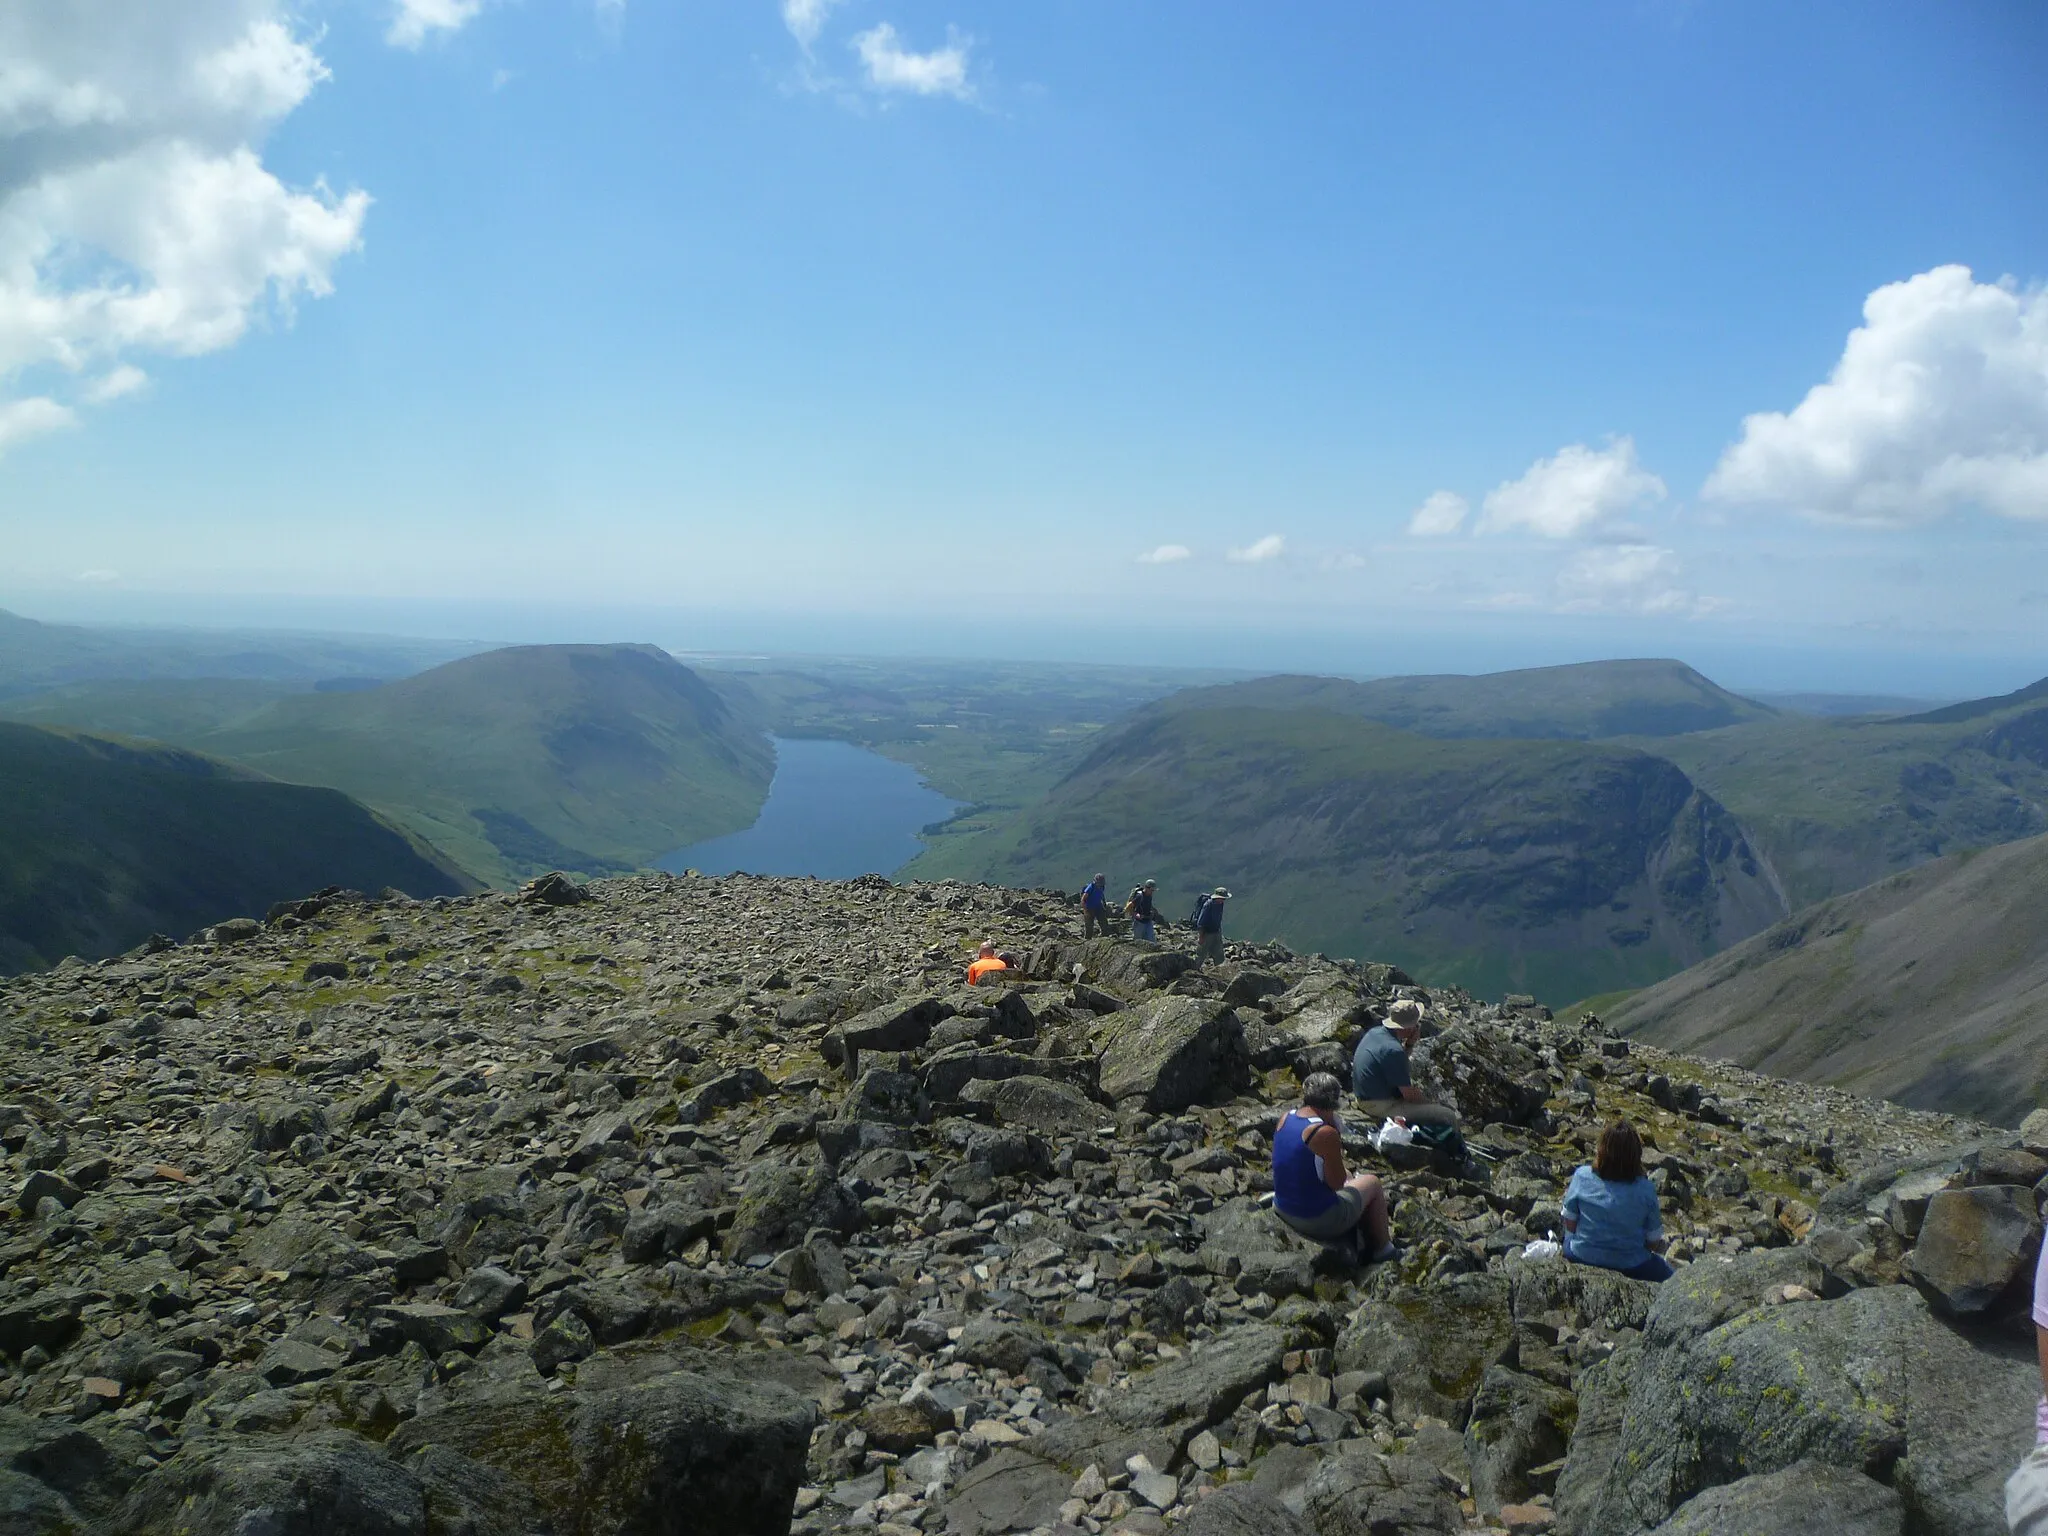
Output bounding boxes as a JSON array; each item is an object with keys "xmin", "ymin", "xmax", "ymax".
[{"xmin": 1190, "ymin": 895, "xmax": 1210, "ymax": 927}]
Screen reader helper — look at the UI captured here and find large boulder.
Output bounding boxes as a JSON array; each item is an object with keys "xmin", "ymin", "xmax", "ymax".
[
  {"xmin": 1197, "ymin": 1197, "xmax": 1321, "ymax": 1298},
  {"xmin": 1567, "ymin": 1277, "xmax": 2036, "ymax": 1536},
  {"xmin": 1409, "ymin": 1023, "xmax": 1547, "ymax": 1127},
  {"xmin": 980, "ymin": 1075, "xmax": 1101, "ymax": 1136},
  {"xmin": 939, "ymin": 1447, "xmax": 1072, "ymax": 1536},
  {"xmin": 1903, "ymin": 1184, "xmax": 2042, "ymax": 1316},
  {"xmin": 1110, "ymin": 1323, "xmax": 1292, "ymax": 1429},
  {"xmin": 822, "ymin": 994, "xmax": 956, "ymax": 1069},
  {"xmin": 1271, "ymin": 973, "xmax": 1370, "ymax": 1046},
  {"xmin": 1097, "ymin": 997, "xmax": 1248, "ymax": 1112},
  {"xmin": 1333, "ymin": 1274, "xmax": 1514, "ymax": 1428},
  {"xmin": 388, "ymin": 1368, "xmax": 818, "ymax": 1536},
  {"xmin": 115, "ymin": 1432, "xmax": 429, "ymax": 1536},
  {"xmin": 1301, "ymin": 1449, "xmax": 1461, "ymax": 1536},
  {"xmin": 1645, "ymin": 1460, "xmax": 1904, "ymax": 1536},
  {"xmin": 1179, "ymin": 1484, "xmax": 1314, "ymax": 1536},
  {"xmin": 1463, "ymin": 1365, "xmax": 1576, "ymax": 1516},
  {"xmin": 722, "ymin": 1164, "xmax": 863, "ymax": 1260}
]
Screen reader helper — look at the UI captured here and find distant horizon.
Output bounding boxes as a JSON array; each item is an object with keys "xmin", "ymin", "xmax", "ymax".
[{"xmin": 3, "ymin": 588, "xmax": 2036, "ymax": 704}]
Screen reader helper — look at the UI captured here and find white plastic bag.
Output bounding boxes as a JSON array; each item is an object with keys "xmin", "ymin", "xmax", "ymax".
[
  {"xmin": 1374, "ymin": 1119, "xmax": 1414, "ymax": 1151},
  {"xmin": 1522, "ymin": 1238, "xmax": 1563, "ymax": 1261}
]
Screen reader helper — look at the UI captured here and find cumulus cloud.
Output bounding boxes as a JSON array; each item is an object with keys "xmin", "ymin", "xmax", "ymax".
[
  {"xmin": 0, "ymin": 2, "xmax": 365, "ymax": 444},
  {"xmin": 1227, "ymin": 534, "xmax": 1285, "ymax": 564},
  {"xmin": 852, "ymin": 23, "xmax": 973, "ymax": 99},
  {"xmin": 782, "ymin": 0, "xmax": 846, "ymax": 52},
  {"xmin": 1406, "ymin": 490, "xmax": 1468, "ymax": 537},
  {"xmin": 1478, "ymin": 438, "xmax": 1666, "ymax": 539},
  {"xmin": 84, "ymin": 364, "xmax": 148, "ymax": 403},
  {"xmin": 0, "ymin": 396, "xmax": 75, "ymax": 454},
  {"xmin": 1705, "ymin": 265, "xmax": 2048, "ymax": 524},
  {"xmin": 388, "ymin": 0, "xmax": 486, "ymax": 49},
  {"xmin": 1136, "ymin": 544, "xmax": 1191, "ymax": 565},
  {"xmin": 1555, "ymin": 544, "xmax": 1712, "ymax": 617}
]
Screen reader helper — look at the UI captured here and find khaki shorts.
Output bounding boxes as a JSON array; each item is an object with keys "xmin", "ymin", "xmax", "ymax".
[
  {"xmin": 1274, "ymin": 1185, "xmax": 1365, "ymax": 1242},
  {"xmin": 1355, "ymin": 1098, "xmax": 1459, "ymax": 1128}
]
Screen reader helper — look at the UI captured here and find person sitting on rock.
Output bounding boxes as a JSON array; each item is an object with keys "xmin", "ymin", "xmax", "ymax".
[
  {"xmin": 1560, "ymin": 1119, "xmax": 1673, "ymax": 1282},
  {"xmin": 1081, "ymin": 873, "xmax": 1110, "ymax": 938},
  {"xmin": 1269, "ymin": 1072, "xmax": 1398, "ymax": 1264},
  {"xmin": 1350, "ymin": 999, "xmax": 1459, "ymax": 1129},
  {"xmin": 966, "ymin": 940, "xmax": 1009, "ymax": 986}
]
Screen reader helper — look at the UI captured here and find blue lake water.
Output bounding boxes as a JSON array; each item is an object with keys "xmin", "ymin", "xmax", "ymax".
[{"xmin": 657, "ymin": 736, "xmax": 965, "ymax": 879}]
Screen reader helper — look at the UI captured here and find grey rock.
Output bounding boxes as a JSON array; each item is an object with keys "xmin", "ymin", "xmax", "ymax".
[
  {"xmin": 823, "ymin": 994, "xmax": 956, "ymax": 1069},
  {"xmin": 1111, "ymin": 1323, "xmax": 1290, "ymax": 1429},
  {"xmin": 938, "ymin": 1447, "xmax": 1072, "ymax": 1536},
  {"xmin": 1179, "ymin": 1484, "xmax": 1314, "ymax": 1536},
  {"xmin": 1197, "ymin": 1197, "xmax": 1319, "ymax": 1298},
  {"xmin": 1333, "ymin": 1273, "xmax": 1514, "ymax": 1428},
  {"xmin": 1904, "ymin": 1184, "xmax": 2042, "ymax": 1315},
  {"xmin": 980, "ymin": 1074, "xmax": 1099, "ymax": 1136},
  {"xmin": 1463, "ymin": 1365, "xmax": 1575, "ymax": 1516},
  {"xmin": 1301, "ymin": 1449, "xmax": 1460, "ymax": 1536},
  {"xmin": 1646, "ymin": 1460, "xmax": 1904, "ymax": 1536},
  {"xmin": 723, "ymin": 1164, "xmax": 863, "ymax": 1260},
  {"xmin": 955, "ymin": 1318, "xmax": 1054, "ymax": 1376},
  {"xmin": 116, "ymin": 1431, "xmax": 425, "ymax": 1536},
  {"xmin": 1097, "ymin": 995, "xmax": 1248, "ymax": 1112},
  {"xmin": 453, "ymin": 1265, "xmax": 529, "ymax": 1321}
]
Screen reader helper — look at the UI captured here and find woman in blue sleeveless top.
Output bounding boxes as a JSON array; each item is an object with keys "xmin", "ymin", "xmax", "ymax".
[{"xmin": 1270, "ymin": 1073, "xmax": 1397, "ymax": 1263}]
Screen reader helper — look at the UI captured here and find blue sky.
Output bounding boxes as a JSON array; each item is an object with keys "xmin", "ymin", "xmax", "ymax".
[{"xmin": 2, "ymin": 1, "xmax": 2045, "ymax": 693}]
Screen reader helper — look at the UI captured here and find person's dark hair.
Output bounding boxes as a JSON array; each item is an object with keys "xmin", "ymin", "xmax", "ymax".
[
  {"xmin": 1593, "ymin": 1120, "xmax": 1644, "ymax": 1183},
  {"xmin": 1301, "ymin": 1072, "xmax": 1342, "ymax": 1111}
]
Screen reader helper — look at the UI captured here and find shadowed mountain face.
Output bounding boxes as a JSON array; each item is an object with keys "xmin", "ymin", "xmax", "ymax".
[
  {"xmin": 0, "ymin": 723, "xmax": 473, "ymax": 973},
  {"xmin": 1158, "ymin": 659, "xmax": 1775, "ymax": 741},
  {"xmin": 1612, "ymin": 830, "xmax": 2048, "ymax": 1126},
  {"xmin": 936, "ymin": 704, "xmax": 1786, "ymax": 1003}
]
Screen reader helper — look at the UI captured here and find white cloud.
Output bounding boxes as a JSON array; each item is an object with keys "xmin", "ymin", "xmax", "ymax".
[
  {"xmin": 1136, "ymin": 544, "xmax": 1191, "ymax": 565},
  {"xmin": 388, "ymin": 0, "xmax": 485, "ymax": 49},
  {"xmin": 74, "ymin": 567, "xmax": 120, "ymax": 583},
  {"xmin": 1478, "ymin": 438, "xmax": 1666, "ymax": 539},
  {"xmin": 1705, "ymin": 265, "xmax": 2048, "ymax": 525},
  {"xmin": 1555, "ymin": 544, "xmax": 1712, "ymax": 617},
  {"xmin": 782, "ymin": 0, "xmax": 846, "ymax": 51},
  {"xmin": 852, "ymin": 23, "xmax": 973, "ymax": 99},
  {"xmin": 0, "ymin": 3, "xmax": 365, "ymax": 439},
  {"xmin": 84, "ymin": 363, "xmax": 148, "ymax": 403},
  {"xmin": 1227, "ymin": 534, "xmax": 1286, "ymax": 564},
  {"xmin": 0, "ymin": 396, "xmax": 75, "ymax": 454},
  {"xmin": 1406, "ymin": 490, "xmax": 1468, "ymax": 537}
]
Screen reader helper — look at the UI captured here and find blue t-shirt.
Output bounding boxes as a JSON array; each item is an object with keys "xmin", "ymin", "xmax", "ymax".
[
  {"xmin": 1561, "ymin": 1164, "xmax": 1664, "ymax": 1271},
  {"xmin": 1351, "ymin": 1026, "xmax": 1412, "ymax": 1101},
  {"xmin": 1082, "ymin": 880, "xmax": 1106, "ymax": 911}
]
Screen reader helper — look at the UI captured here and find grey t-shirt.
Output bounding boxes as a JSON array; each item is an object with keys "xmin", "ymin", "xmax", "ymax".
[{"xmin": 1351, "ymin": 1025, "xmax": 1412, "ymax": 1102}]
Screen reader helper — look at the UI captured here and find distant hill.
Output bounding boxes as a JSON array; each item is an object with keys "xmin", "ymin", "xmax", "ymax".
[
  {"xmin": 911, "ymin": 700, "xmax": 1786, "ymax": 1002},
  {"xmin": 122, "ymin": 645, "xmax": 774, "ymax": 885},
  {"xmin": 1162, "ymin": 659, "xmax": 1774, "ymax": 741},
  {"xmin": 1644, "ymin": 676, "xmax": 2048, "ymax": 911},
  {"xmin": 0, "ymin": 723, "xmax": 473, "ymax": 973},
  {"xmin": 0, "ymin": 608, "xmax": 479, "ymax": 697},
  {"xmin": 1610, "ymin": 830, "xmax": 2048, "ymax": 1125}
]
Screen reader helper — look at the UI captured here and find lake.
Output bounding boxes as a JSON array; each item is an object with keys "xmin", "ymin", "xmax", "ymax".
[{"xmin": 657, "ymin": 736, "xmax": 965, "ymax": 879}]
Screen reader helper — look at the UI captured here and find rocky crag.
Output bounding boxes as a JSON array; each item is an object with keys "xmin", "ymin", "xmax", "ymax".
[{"xmin": 0, "ymin": 874, "xmax": 2041, "ymax": 1536}]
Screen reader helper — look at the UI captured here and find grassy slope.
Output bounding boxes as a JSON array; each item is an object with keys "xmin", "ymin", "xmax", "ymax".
[
  {"xmin": 915, "ymin": 704, "xmax": 1785, "ymax": 1003},
  {"xmin": 0, "ymin": 723, "xmax": 474, "ymax": 973},
  {"xmin": 190, "ymin": 645, "xmax": 776, "ymax": 885},
  {"xmin": 1155, "ymin": 659, "xmax": 1774, "ymax": 740},
  {"xmin": 1, "ymin": 646, "xmax": 777, "ymax": 886},
  {"xmin": 1610, "ymin": 830, "xmax": 2048, "ymax": 1126}
]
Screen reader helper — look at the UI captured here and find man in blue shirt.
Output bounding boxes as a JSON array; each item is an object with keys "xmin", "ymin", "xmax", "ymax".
[
  {"xmin": 1350, "ymin": 999, "xmax": 1459, "ymax": 1128},
  {"xmin": 1081, "ymin": 873, "xmax": 1109, "ymax": 938}
]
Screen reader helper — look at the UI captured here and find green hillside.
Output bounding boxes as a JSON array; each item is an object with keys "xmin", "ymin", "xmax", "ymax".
[
  {"xmin": 0, "ymin": 644, "xmax": 777, "ymax": 886},
  {"xmin": 1611, "ymin": 830, "xmax": 2048, "ymax": 1125},
  {"xmin": 0, "ymin": 608, "xmax": 477, "ymax": 696},
  {"xmin": 0, "ymin": 723, "xmax": 473, "ymax": 974},
  {"xmin": 909, "ymin": 702, "xmax": 1786, "ymax": 1003},
  {"xmin": 1156, "ymin": 658, "xmax": 1774, "ymax": 740},
  {"xmin": 1641, "ymin": 679, "xmax": 2048, "ymax": 910}
]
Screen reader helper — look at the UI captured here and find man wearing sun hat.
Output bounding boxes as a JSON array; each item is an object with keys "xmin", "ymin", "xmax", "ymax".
[{"xmin": 1193, "ymin": 886, "xmax": 1230, "ymax": 963}]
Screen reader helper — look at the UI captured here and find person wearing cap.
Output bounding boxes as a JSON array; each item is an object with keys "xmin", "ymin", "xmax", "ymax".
[
  {"xmin": 1194, "ymin": 887, "xmax": 1229, "ymax": 963},
  {"xmin": 1081, "ymin": 872, "xmax": 1110, "ymax": 939},
  {"xmin": 1270, "ymin": 1072, "xmax": 1398, "ymax": 1264},
  {"xmin": 1126, "ymin": 878, "xmax": 1159, "ymax": 941},
  {"xmin": 1350, "ymin": 998, "xmax": 1460, "ymax": 1128}
]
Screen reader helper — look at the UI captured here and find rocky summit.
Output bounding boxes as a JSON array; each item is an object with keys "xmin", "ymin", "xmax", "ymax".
[{"xmin": 0, "ymin": 873, "xmax": 2041, "ymax": 1536}]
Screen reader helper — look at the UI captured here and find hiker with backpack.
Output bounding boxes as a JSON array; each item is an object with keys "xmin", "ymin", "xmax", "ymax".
[
  {"xmin": 1269, "ymin": 1072, "xmax": 1399, "ymax": 1265},
  {"xmin": 1125, "ymin": 878, "xmax": 1159, "ymax": 941},
  {"xmin": 1081, "ymin": 873, "xmax": 1110, "ymax": 938},
  {"xmin": 1350, "ymin": 999, "xmax": 1461, "ymax": 1130},
  {"xmin": 1192, "ymin": 886, "xmax": 1229, "ymax": 963},
  {"xmin": 2003, "ymin": 1219, "xmax": 2048, "ymax": 1531}
]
